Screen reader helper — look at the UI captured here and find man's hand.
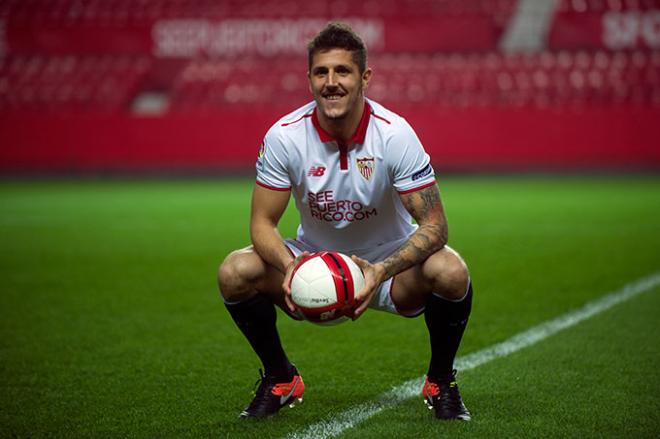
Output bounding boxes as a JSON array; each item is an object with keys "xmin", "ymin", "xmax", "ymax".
[
  {"xmin": 350, "ymin": 255, "xmax": 387, "ymax": 320},
  {"xmin": 282, "ymin": 251, "xmax": 311, "ymax": 313}
]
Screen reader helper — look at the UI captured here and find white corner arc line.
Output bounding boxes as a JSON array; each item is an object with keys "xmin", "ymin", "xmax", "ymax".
[{"xmin": 285, "ymin": 271, "xmax": 660, "ymax": 439}]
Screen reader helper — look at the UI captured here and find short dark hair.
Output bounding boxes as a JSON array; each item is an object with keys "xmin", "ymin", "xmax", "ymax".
[{"xmin": 307, "ymin": 22, "xmax": 367, "ymax": 74}]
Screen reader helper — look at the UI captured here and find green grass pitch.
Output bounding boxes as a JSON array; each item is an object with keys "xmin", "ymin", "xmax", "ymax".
[{"xmin": 1, "ymin": 176, "xmax": 659, "ymax": 438}]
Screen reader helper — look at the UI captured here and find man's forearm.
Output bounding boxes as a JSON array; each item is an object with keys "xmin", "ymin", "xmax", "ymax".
[
  {"xmin": 250, "ymin": 222, "xmax": 294, "ymax": 274},
  {"xmin": 377, "ymin": 223, "xmax": 447, "ymax": 281},
  {"xmin": 374, "ymin": 183, "xmax": 448, "ymax": 282}
]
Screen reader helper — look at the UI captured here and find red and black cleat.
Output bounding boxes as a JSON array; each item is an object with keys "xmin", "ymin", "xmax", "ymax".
[
  {"xmin": 422, "ymin": 370, "xmax": 471, "ymax": 421},
  {"xmin": 240, "ymin": 368, "xmax": 305, "ymax": 419}
]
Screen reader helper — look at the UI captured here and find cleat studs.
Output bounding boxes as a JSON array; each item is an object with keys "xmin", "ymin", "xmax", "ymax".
[{"xmin": 289, "ymin": 397, "xmax": 303, "ymax": 408}]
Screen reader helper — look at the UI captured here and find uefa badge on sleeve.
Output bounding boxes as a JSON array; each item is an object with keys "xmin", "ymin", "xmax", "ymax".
[
  {"xmin": 256, "ymin": 140, "xmax": 266, "ymax": 171},
  {"xmin": 356, "ymin": 157, "xmax": 375, "ymax": 181}
]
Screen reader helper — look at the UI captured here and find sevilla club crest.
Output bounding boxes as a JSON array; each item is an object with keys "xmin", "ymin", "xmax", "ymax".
[{"xmin": 356, "ymin": 157, "xmax": 375, "ymax": 181}]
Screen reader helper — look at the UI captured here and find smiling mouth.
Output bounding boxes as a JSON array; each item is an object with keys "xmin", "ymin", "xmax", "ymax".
[{"xmin": 322, "ymin": 92, "xmax": 345, "ymax": 101}]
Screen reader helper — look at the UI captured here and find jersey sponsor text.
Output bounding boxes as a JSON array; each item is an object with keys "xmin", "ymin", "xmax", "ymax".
[{"xmin": 308, "ymin": 191, "xmax": 377, "ymax": 223}]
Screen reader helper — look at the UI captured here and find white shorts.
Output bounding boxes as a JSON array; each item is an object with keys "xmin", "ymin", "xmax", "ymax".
[{"xmin": 285, "ymin": 239, "xmax": 422, "ymax": 317}]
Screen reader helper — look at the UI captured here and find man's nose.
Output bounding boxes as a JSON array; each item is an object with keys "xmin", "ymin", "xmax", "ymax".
[{"xmin": 326, "ymin": 71, "xmax": 337, "ymax": 86}]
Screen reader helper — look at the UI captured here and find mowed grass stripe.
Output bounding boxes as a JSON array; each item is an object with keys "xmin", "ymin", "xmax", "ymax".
[
  {"xmin": 286, "ymin": 271, "xmax": 660, "ymax": 439},
  {"xmin": 347, "ymin": 266, "xmax": 660, "ymax": 438}
]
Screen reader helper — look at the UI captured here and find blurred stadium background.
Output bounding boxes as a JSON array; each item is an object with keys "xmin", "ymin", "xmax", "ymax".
[
  {"xmin": 2, "ymin": 2, "xmax": 660, "ymax": 437},
  {"xmin": 1, "ymin": 0, "xmax": 659, "ymax": 174}
]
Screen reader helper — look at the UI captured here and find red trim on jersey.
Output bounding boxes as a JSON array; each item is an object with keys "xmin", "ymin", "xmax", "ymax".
[
  {"xmin": 311, "ymin": 101, "xmax": 372, "ymax": 145},
  {"xmin": 398, "ymin": 181, "xmax": 437, "ymax": 195},
  {"xmin": 351, "ymin": 101, "xmax": 372, "ymax": 145},
  {"xmin": 311, "ymin": 101, "xmax": 371, "ymax": 172},
  {"xmin": 281, "ymin": 113, "xmax": 313, "ymax": 127},
  {"xmin": 371, "ymin": 111, "xmax": 391, "ymax": 125},
  {"xmin": 311, "ymin": 110, "xmax": 334, "ymax": 142},
  {"xmin": 338, "ymin": 142, "xmax": 348, "ymax": 170},
  {"xmin": 255, "ymin": 180, "xmax": 291, "ymax": 191}
]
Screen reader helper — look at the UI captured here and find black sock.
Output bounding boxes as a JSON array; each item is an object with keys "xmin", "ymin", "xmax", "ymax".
[
  {"xmin": 424, "ymin": 283, "xmax": 473, "ymax": 381},
  {"xmin": 225, "ymin": 294, "xmax": 293, "ymax": 381}
]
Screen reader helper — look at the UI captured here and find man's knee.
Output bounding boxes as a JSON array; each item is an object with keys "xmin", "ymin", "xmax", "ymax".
[
  {"xmin": 424, "ymin": 248, "xmax": 470, "ymax": 301},
  {"xmin": 218, "ymin": 250, "xmax": 259, "ymax": 301}
]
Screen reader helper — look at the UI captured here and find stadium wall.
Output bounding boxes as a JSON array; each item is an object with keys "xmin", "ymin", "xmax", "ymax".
[{"xmin": 1, "ymin": 107, "xmax": 658, "ymax": 173}]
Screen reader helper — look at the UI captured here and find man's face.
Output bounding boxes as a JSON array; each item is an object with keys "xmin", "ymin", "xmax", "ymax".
[{"xmin": 308, "ymin": 48, "xmax": 371, "ymax": 121}]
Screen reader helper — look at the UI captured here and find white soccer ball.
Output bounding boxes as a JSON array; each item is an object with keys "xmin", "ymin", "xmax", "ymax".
[{"xmin": 290, "ymin": 251, "xmax": 365, "ymax": 325}]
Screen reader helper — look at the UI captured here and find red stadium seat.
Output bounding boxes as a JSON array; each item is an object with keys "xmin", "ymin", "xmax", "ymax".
[{"xmin": 0, "ymin": 0, "xmax": 658, "ymax": 113}]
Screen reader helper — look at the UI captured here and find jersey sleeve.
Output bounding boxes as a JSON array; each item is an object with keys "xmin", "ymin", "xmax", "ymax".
[
  {"xmin": 386, "ymin": 118, "xmax": 436, "ymax": 194},
  {"xmin": 255, "ymin": 125, "xmax": 291, "ymax": 191}
]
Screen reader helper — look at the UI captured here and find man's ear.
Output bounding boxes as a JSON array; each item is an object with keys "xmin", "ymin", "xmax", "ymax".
[{"xmin": 362, "ymin": 68, "xmax": 373, "ymax": 90}]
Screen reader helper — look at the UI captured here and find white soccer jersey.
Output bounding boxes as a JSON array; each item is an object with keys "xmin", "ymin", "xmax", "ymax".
[{"xmin": 255, "ymin": 98, "xmax": 436, "ymax": 259}]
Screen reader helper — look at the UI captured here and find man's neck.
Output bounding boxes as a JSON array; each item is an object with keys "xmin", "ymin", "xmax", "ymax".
[{"xmin": 316, "ymin": 98, "xmax": 365, "ymax": 144}]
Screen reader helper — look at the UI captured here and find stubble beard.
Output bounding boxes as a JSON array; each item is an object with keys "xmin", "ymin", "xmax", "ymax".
[{"xmin": 319, "ymin": 87, "xmax": 363, "ymax": 121}]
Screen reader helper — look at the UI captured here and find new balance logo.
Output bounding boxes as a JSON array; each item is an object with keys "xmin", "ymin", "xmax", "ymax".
[{"xmin": 307, "ymin": 166, "xmax": 326, "ymax": 177}]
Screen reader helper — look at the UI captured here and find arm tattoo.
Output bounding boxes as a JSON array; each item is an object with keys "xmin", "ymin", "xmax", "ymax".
[{"xmin": 380, "ymin": 185, "xmax": 448, "ymax": 278}]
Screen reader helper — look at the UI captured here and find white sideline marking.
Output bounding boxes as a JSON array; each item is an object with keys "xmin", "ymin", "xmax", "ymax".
[{"xmin": 286, "ymin": 272, "xmax": 660, "ymax": 439}]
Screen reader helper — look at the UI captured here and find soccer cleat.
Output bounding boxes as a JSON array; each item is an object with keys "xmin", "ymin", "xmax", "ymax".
[
  {"xmin": 239, "ymin": 368, "xmax": 304, "ymax": 419},
  {"xmin": 422, "ymin": 370, "xmax": 471, "ymax": 421}
]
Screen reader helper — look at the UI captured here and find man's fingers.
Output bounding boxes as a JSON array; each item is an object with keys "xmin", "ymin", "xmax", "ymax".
[
  {"xmin": 292, "ymin": 251, "xmax": 311, "ymax": 270},
  {"xmin": 283, "ymin": 251, "xmax": 312, "ymax": 311},
  {"xmin": 352, "ymin": 283, "xmax": 376, "ymax": 320},
  {"xmin": 284, "ymin": 292, "xmax": 296, "ymax": 313},
  {"xmin": 284, "ymin": 251, "xmax": 311, "ymax": 292},
  {"xmin": 282, "ymin": 273, "xmax": 292, "ymax": 294},
  {"xmin": 351, "ymin": 254, "xmax": 368, "ymax": 268},
  {"xmin": 352, "ymin": 297, "xmax": 370, "ymax": 320}
]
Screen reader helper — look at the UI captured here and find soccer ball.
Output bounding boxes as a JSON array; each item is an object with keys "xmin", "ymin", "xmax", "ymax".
[{"xmin": 290, "ymin": 251, "xmax": 365, "ymax": 325}]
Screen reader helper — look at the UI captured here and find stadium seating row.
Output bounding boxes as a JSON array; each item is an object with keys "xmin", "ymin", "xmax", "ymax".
[
  {"xmin": 5, "ymin": 0, "xmax": 658, "ymax": 24},
  {"xmin": 0, "ymin": 55, "xmax": 151, "ymax": 111},
  {"xmin": 1, "ymin": 0, "xmax": 516, "ymax": 22},
  {"xmin": 2, "ymin": 50, "xmax": 658, "ymax": 111},
  {"xmin": 171, "ymin": 50, "xmax": 660, "ymax": 109},
  {"xmin": 556, "ymin": 0, "xmax": 660, "ymax": 12}
]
